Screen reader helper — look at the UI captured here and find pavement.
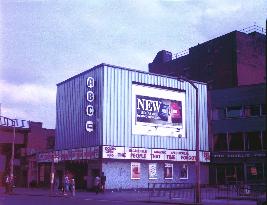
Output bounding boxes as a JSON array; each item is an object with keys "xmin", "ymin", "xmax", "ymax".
[{"xmin": 0, "ymin": 187, "xmax": 263, "ymax": 205}]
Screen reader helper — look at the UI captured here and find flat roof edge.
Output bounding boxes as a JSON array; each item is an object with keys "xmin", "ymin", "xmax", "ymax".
[{"xmin": 57, "ymin": 63, "xmax": 207, "ymax": 86}]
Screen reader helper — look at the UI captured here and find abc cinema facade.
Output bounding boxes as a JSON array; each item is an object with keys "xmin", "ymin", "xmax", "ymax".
[{"xmin": 40, "ymin": 64, "xmax": 210, "ymax": 189}]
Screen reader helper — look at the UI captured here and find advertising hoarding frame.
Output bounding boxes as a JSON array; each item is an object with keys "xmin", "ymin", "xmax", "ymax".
[{"xmin": 132, "ymin": 83, "xmax": 186, "ymax": 138}]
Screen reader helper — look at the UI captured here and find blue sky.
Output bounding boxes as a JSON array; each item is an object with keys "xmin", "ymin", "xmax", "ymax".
[{"xmin": 0, "ymin": 0, "xmax": 266, "ymax": 128}]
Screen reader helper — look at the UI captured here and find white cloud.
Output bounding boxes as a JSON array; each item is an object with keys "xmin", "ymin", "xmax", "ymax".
[
  {"xmin": 0, "ymin": 80, "xmax": 56, "ymax": 104},
  {"xmin": 0, "ymin": 80, "xmax": 56, "ymax": 128}
]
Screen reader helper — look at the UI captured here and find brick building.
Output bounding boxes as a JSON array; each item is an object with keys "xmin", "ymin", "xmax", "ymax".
[
  {"xmin": 149, "ymin": 29, "xmax": 265, "ymax": 90},
  {"xmin": 148, "ymin": 27, "xmax": 266, "ymax": 184},
  {"xmin": 0, "ymin": 118, "xmax": 55, "ymax": 187}
]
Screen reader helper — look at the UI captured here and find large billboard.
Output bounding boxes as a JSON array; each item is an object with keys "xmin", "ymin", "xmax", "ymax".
[{"xmin": 132, "ymin": 84, "xmax": 186, "ymax": 137}]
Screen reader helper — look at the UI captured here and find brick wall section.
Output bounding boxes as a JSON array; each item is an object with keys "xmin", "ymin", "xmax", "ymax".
[{"xmin": 236, "ymin": 32, "xmax": 266, "ymax": 86}]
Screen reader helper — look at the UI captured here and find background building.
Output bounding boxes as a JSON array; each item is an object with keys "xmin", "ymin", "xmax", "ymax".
[
  {"xmin": 52, "ymin": 63, "xmax": 210, "ymax": 190},
  {"xmin": 148, "ymin": 26, "xmax": 266, "ymax": 185},
  {"xmin": 149, "ymin": 27, "xmax": 266, "ymax": 90},
  {"xmin": 210, "ymin": 84, "xmax": 266, "ymax": 184},
  {"xmin": 0, "ymin": 118, "xmax": 55, "ymax": 187}
]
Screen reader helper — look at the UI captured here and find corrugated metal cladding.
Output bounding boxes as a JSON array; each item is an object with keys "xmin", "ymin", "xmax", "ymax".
[
  {"xmin": 56, "ymin": 64, "xmax": 208, "ymax": 151},
  {"xmin": 56, "ymin": 66, "xmax": 104, "ymax": 150}
]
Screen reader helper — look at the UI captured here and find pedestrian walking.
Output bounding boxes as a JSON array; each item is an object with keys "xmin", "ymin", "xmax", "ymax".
[
  {"xmin": 94, "ymin": 175, "xmax": 101, "ymax": 194},
  {"xmin": 71, "ymin": 178, "xmax": 75, "ymax": 196},
  {"xmin": 100, "ymin": 172, "xmax": 106, "ymax": 193},
  {"xmin": 63, "ymin": 174, "xmax": 70, "ymax": 195},
  {"xmin": 4, "ymin": 174, "xmax": 11, "ymax": 194},
  {"xmin": 54, "ymin": 177, "xmax": 59, "ymax": 193}
]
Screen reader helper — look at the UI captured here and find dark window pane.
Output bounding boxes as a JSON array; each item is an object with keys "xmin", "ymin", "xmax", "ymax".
[
  {"xmin": 213, "ymin": 134, "xmax": 227, "ymax": 151},
  {"xmin": 244, "ymin": 105, "xmax": 260, "ymax": 117},
  {"xmin": 47, "ymin": 136, "xmax": 55, "ymax": 149},
  {"xmin": 264, "ymin": 163, "xmax": 267, "ymax": 179},
  {"xmin": 225, "ymin": 165, "xmax": 244, "ymax": 183},
  {"xmin": 263, "ymin": 131, "xmax": 267, "ymax": 150},
  {"xmin": 246, "ymin": 132, "xmax": 261, "ymax": 151},
  {"xmin": 212, "ymin": 108, "xmax": 225, "ymax": 120},
  {"xmin": 227, "ymin": 106, "xmax": 242, "ymax": 118},
  {"xmin": 262, "ymin": 104, "xmax": 266, "ymax": 115},
  {"xmin": 216, "ymin": 166, "xmax": 226, "ymax": 184},
  {"xmin": 229, "ymin": 133, "xmax": 243, "ymax": 151}
]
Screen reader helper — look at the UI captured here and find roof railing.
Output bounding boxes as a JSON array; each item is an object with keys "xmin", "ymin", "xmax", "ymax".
[
  {"xmin": 172, "ymin": 49, "xmax": 189, "ymax": 59},
  {"xmin": 239, "ymin": 24, "xmax": 266, "ymax": 35},
  {"xmin": 172, "ymin": 24, "xmax": 265, "ymax": 60}
]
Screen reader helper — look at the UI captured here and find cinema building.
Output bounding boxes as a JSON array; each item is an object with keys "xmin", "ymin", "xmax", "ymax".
[{"xmin": 38, "ymin": 63, "xmax": 210, "ymax": 189}]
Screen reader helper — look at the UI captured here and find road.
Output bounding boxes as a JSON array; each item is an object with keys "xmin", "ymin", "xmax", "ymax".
[
  {"xmin": 0, "ymin": 194, "xmax": 260, "ymax": 205},
  {"xmin": 0, "ymin": 194, "xmax": 163, "ymax": 205}
]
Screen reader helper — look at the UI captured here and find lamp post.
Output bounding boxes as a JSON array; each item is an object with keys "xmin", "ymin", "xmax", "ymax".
[
  {"xmin": 177, "ymin": 77, "xmax": 201, "ymax": 203},
  {"xmin": 10, "ymin": 119, "xmax": 16, "ymax": 188},
  {"xmin": 0, "ymin": 116, "xmax": 16, "ymax": 191},
  {"xmin": 50, "ymin": 153, "xmax": 55, "ymax": 194}
]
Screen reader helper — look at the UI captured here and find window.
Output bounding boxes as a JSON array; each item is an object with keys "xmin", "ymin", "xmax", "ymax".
[
  {"xmin": 180, "ymin": 164, "xmax": 188, "ymax": 179},
  {"xmin": 263, "ymin": 131, "xmax": 267, "ymax": 150},
  {"xmin": 205, "ymin": 64, "xmax": 214, "ymax": 76},
  {"xmin": 225, "ymin": 166, "xmax": 237, "ymax": 182},
  {"xmin": 226, "ymin": 106, "xmax": 243, "ymax": 118},
  {"xmin": 229, "ymin": 133, "xmax": 244, "ymax": 151},
  {"xmin": 261, "ymin": 104, "xmax": 266, "ymax": 116},
  {"xmin": 225, "ymin": 165, "xmax": 244, "ymax": 182},
  {"xmin": 264, "ymin": 163, "xmax": 267, "ymax": 179},
  {"xmin": 212, "ymin": 108, "xmax": 225, "ymax": 120},
  {"xmin": 47, "ymin": 136, "xmax": 55, "ymax": 149},
  {"xmin": 216, "ymin": 166, "xmax": 226, "ymax": 184},
  {"xmin": 213, "ymin": 134, "xmax": 228, "ymax": 151},
  {"xmin": 247, "ymin": 163, "xmax": 263, "ymax": 182},
  {"xmin": 245, "ymin": 132, "xmax": 262, "ymax": 151},
  {"xmin": 244, "ymin": 105, "xmax": 260, "ymax": 117},
  {"xmin": 164, "ymin": 163, "xmax": 173, "ymax": 179}
]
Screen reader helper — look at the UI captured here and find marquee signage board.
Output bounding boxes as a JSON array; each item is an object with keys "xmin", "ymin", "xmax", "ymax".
[
  {"xmin": 37, "ymin": 147, "xmax": 100, "ymax": 162},
  {"xmin": 132, "ymin": 84, "xmax": 186, "ymax": 137},
  {"xmin": 151, "ymin": 149, "xmax": 166, "ymax": 160},
  {"xmin": 38, "ymin": 146, "xmax": 210, "ymax": 163},
  {"xmin": 102, "ymin": 146, "xmax": 126, "ymax": 159},
  {"xmin": 102, "ymin": 146, "xmax": 210, "ymax": 162}
]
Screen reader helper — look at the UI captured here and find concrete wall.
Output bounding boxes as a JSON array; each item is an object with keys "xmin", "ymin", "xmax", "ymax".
[{"xmin": 102, "ymin": 160, "xmax": 209, "ymax": 189}]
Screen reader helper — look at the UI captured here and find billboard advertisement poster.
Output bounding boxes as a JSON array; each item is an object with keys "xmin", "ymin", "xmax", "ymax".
[
  {"xmin": 149, "ymin": 163, "xmax": 157, "ymax": 179},
  {"xmin": 164, "ymin": 163, "xmax": 173, "ymax": 179},
  {"xmin": 180, "ymin": 164, "xmax": 188, "ymax": 179},
  {"xmin": 132, "ymin": 84, "xmax": 185, "ymax": 137},
  {"xmin": 131, "ymin": 162, "xmax": 141, "ymax": 179}
]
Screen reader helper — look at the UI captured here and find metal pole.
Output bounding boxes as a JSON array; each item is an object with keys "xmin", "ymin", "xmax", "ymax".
[
  {"xmin": 195, "ymin": 87, "xmax": 201, "ymax": 203},
  {"xmin": 50, "ymin": 153, "xmax": 55, "ymax": 194},
  {"xmin": 10, "ymin": 119, "xmax": 16, "ymax": 191},
  {"xmin": 177, "ymin": 77, "xmax": 201, "ymax": 203}
]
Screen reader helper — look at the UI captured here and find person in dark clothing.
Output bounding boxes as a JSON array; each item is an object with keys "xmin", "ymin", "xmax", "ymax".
[
  {"xmin": 4, "ymin": 174, "xmax": 11, "ymax": 194},
  {"xmin": 100, "ymin": 172, "xmax": 106, "ymax": 193},
  {"xmin": 94, "ymin": 175, "xmax": 101, "ymax": 194}
]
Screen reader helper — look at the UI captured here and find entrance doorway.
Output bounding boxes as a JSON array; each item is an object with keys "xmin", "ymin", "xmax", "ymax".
[{"xmin": 65, "ymin": 162, "xmax": 87, "ymax": 189}]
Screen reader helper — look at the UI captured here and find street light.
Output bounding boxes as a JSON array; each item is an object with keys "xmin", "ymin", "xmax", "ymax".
[
  {"xmin": 0, "ymin": 116, "xmax": 16, "ymax": 191},
  {"xmin": 177, "ymin": 76, "xmax": 201, "ymax": 203}
]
